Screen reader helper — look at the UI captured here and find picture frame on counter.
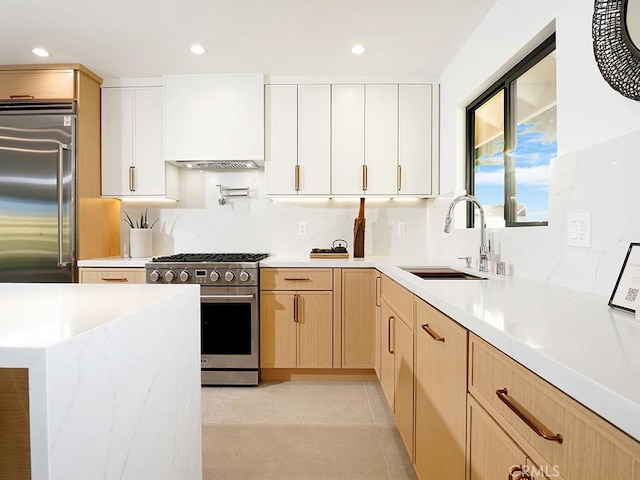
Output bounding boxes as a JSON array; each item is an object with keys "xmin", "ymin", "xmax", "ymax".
[{"xmin": 609, "ymin": 242, "xmax": 640, "ymax": 314}]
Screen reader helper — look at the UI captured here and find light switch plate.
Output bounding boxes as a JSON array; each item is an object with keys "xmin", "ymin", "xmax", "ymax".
[{"xmin": 567, "ymin": 212, "xmax": 591, "ymax": 247}]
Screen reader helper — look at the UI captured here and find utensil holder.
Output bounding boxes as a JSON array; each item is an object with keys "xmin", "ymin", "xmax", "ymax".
[{"xmin": 129, "ymin": 229, "xmax": 153, "ymax": 258}]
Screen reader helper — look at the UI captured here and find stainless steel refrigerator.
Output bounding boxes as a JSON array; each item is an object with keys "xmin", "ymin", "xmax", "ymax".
[{"xmin": 0, "ymin": 101, "xmax": 76, "ymax": 282}]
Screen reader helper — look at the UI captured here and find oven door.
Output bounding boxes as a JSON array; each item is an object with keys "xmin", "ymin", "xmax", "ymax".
[{"xmin": 200, "ymin": 286, "xmax": 258, "ymax": 370}]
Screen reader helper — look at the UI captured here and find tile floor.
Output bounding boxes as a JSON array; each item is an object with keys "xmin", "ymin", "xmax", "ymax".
[{"xmin": 201, "ymin": 381, "xmax": 417, "ymax": 480}]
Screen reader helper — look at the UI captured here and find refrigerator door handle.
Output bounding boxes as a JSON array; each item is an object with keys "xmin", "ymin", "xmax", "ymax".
[{"xmin": 57, "ymin": 143, "xmax": 71, "ymax": 268}]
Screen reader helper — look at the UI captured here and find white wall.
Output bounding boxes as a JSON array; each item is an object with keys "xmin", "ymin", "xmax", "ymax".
[
  {"xmin": 428, "ymin": 0, "xmax": 640, "ymax": 295},
  {"xmin": 123, "ymin": 170, "xmax": 428, "ymax": 258}
]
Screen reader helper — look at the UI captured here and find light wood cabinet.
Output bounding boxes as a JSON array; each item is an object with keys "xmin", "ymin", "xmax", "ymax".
[
  {"xmin": 260, "ymin": 268, "xmax": 333, "ymax": 369},
  {"xmin": 0, "ymin": 68, "xmax": 74, "ymax": 100},
  {"xmin": 341, "ymin": 269, "xmax": 376, "ymax": 368},
  {"xmin": 468, "ymin": 334, "xmax": 640, "ymax": 480},
  {"xmin": 265, "ymin": 84, "xmax": 331, "ymax": 195},
  {"xmin": 0, "ymin": 368, "xmax": 30, "ymax": 480},
  {"xmin": 381, "ymin": 273, "xmax": 413, "ymax": 320},
  {"xmin": 261, "ymin": 268, "xmax": 333, "ymax": 291},
  {"xmin": 260, "ymin": 291, "xmax": 333, "ymax": 368},
  {"xmin": 414, "ymin": 298, "xmax": 467, "ymax": 480},
  {"xmin": 101, "ymin": 85, "xmax": 178, "ymax": 199},
  {"xmin": 467, "ymin": 395, "xmax": 549, "ymax": 480},
  {"xmin": 374, "ymin": 271, "xmax": 382, "ymax": 380},
  {"xmin": 379, "ymin": 299, "xmax": 396, "ymax": 408},
  {"xmin": 164, "ymin": 74, "xmax": 264, "ymax": 162},
  {"xmin": 379, "ymin": 274, "xmax": 415, "ymax": 459},
  {"xmin": 393, "ymin": 311, "xmax": 414, "ymax": 458},
  {"xmin": 78, "ymin": 267, "xmax": 146, "ymax": 284}
]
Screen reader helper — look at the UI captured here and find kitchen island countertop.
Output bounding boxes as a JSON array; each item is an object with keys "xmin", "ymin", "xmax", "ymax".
[
  {"xmin": 262, "ymin": 255, "xmax": 640, "ymax": 443},
  {"xmin": 0, "ymin": 283, "xmax": 202, "ymax": 480}
]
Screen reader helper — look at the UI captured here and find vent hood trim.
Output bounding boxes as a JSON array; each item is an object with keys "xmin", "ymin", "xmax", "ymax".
[{"xmin": 167, "ymin": 160, "xmax": 264, "ymax": 171}]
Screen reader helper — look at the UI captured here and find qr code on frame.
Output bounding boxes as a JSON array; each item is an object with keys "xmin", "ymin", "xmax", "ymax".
[{"xmin": 625, "ymin": 287, "xmax": 639, "ymax": 303}]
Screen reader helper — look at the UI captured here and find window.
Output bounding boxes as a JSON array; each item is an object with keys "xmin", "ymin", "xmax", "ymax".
[{"xmin": 466, "ymin": 34, "xmax": 556, "ymax": 228}]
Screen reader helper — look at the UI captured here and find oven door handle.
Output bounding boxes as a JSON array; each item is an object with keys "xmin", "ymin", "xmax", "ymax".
[{"xmin": 200, "ymin": 294, "xmax": 256, "ymax": 300}]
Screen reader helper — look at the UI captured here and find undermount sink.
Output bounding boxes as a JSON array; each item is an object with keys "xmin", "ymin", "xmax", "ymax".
[{"xmin": 402, "ymin": 267, "xmax": 486, "ymax": 280}]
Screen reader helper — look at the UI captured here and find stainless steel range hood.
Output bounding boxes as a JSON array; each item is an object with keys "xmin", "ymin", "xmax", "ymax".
[{"xmin": 168, "ymin": 159, "xmax": 264, "ymax": 171}]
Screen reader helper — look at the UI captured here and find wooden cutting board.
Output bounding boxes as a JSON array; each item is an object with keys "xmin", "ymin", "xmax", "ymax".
[
  {"xmin": 353, "ymin": 198, "xmax": 365, "ymax": 258},
  {"xmin": 309, "ymin": 252, "xmax": 350, "ymax": 259}
]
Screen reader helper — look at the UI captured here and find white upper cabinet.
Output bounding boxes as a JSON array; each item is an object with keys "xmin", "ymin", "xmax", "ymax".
[
  {"xmin": 164, "ymin": 74, "xmax": 264, "ymax": 162},
  {"xmin": 265, "ymin": 81, "xmax": 438, "ymax": 197},
  {"xmin": 102, "ymin": 85, "xmax": 178, "ymax": 198},
  {"xmin": 265, "ymin": 85, "xmax": 297, "ymax": 194},
  {"xmin": 399, "ymin": 84, "xmax": 434, "ymax": 196},
  {"xmin": 265, "ymin": 85, "xmax": 331, "ymax": 195},
  {"xmin": 331, "ymin": 85, "xmax": 365, "ymax": 195},
  {"xmin": 365, "ymin": 84, "xmax": 399, "ymax": 195},
  {"xmin": 298, "ymin": 85, "xmax": 331, "ymax": 194}
]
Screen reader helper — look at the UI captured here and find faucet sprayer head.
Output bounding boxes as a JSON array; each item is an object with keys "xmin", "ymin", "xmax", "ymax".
[{"xmin": 443, "ymin": 215, "xmax": 453, "ymax": 234}]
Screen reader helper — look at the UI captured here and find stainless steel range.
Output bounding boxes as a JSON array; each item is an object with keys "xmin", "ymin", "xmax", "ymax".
[{"xmin": 145, "ymin": 253, "xmax": 268, "ymax": 386}]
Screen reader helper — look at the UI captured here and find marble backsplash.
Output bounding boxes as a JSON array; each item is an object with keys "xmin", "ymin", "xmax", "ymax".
[
  {"xmin": 122, "ymin": 171, "xmax": 429, "ymax": 258},
  {"xmin": 123, "ymin": 130, "xmax": 640, "ymax": 298},
  {"xmin": 426, "ymin": 129, "xmax": 640, "ymax": 297}
]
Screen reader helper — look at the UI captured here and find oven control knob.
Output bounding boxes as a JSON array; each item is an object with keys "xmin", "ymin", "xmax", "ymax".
[
  {"xmin": 179, "ymin": 270, "xmax": 191, "ymax": 282},
  {"xmin": 224, "ymin": 270, "xmax": 235, "ymax": 282},
  {"xmin": 164, "ymin": 270, "xmax": 177, "ymax": 282},
  {"xmin": 239, "ymin": 270, "xmax": 250, "ymax": 282},
  {"xmin": 149, "ymin": 270, "xmax": 162, "ymax": 282},
  {"xmin": 210, "ymin": 270, "xmax": 220, "ymax": 282}
]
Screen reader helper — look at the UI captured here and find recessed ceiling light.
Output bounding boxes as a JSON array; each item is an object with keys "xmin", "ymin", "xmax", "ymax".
[
  {"xmin": 32, "ymin": 47, "xmax": 50, "ymax": 57},
  {"xmin": 351, "ymin": 44, "xmax": 366, "ymax": 55},
  {"xmin": 190, "ymin": 45, "xmax": 206, "ymax": 55}
]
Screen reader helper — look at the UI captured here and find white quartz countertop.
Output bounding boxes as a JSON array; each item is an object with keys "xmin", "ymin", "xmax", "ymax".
[
  {"xmin": 262, "ymin": 255, "xmax": 640, "ymax": 442},
  {"xmin": 0, "ymin": 283, "xmax": 199, "ymax": 348},
  {"xmin": 77, "ymin": 256, "xmax": 151, "ymax": 268}
]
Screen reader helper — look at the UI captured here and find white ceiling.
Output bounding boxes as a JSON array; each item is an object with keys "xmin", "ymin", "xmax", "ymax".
[{"xmin": 1, "ymin": 0, "xmax": 497, "ymax": 80}]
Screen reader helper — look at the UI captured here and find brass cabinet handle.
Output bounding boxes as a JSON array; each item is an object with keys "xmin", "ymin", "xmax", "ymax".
[
  {"xmin": 293, "ymin": 294, "xmax": 299, "ymax": 322},
  {"xmin": 283, "ymin": 277, "xmax": 311, "ymax": 281},
  {"xmin": 496, "ymin": 388, "xmax": 563, "ymax": 444},
  {"xmin": 421, "ymin": 323, "xmax": 445, "ymax": 342},
  {"xmin": 129, "ymin": 165, "xmax": 136, "ymax": 192},
  {"xmin": 397, "ymin": 165, "xmax": 402, "ymax": 191},
  {"xmin": 101, "ymin": 277, "xmax": 129, "ymax": 282},
  {"xmin": 9, "ymin": 95, "xmax": 35, "ymax": 99},
  {"xmin": 294, "ymin": 165, "xmax": 301, "ymax": 191},
  {"xmin": 508, "ymin": 466, "xmax": 531, "ymax": 480},
  {"xmin": 387, "ymin": 316, "xmax": 394, "ymax": 354},
  {"xmin": 362, "ymin": 165, "xmax": 368, "ymax": 191},
  {"xmin": 375, "ymin": 276, "xmax": 381, "ymax": 307}
]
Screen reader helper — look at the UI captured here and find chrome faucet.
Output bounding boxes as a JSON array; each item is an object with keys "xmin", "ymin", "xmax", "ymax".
[{"xmin": 443, "ymin": 195, "xmax": 492, "ymax": 272}]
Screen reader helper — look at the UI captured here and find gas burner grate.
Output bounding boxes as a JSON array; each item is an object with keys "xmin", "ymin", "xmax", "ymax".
[{"xmin": 152, "ymin": 253, "xmax": 269, "ymax": 263}]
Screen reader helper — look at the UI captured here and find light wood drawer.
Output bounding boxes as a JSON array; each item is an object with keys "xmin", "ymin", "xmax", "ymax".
[
  {"xmin": 0, "ymin": 368, "xmax": 31, "ymax": 480},
  {"xmin": 381, "ymin": 274, "xmax": 413, "ymax": 329},
  {"xmin": 469, "ymin": 334, "xmax": 640, "ymax": 479},
  {"xmin": 260, "ymin": 268, "xmax": 333, "ymax": 291},
  {"xmin": 79, "ymin": 267, "xmax": 146, "ymax": 284},
  {"xmin": 0, "ymin": 70, "xmax": 75, "ymax": 100}
]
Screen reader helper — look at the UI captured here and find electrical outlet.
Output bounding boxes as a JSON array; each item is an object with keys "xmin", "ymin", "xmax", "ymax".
[
  {"xmin": 397, "ymin": 223, "xmax": 406, "ymax": 237},
  {"xmin": 298, "ymin": 221, "xmax": 306, "ymax": 236},
  {"xmin": 567, "ymin": 213, "xmax": 591, "ymax": 247}
]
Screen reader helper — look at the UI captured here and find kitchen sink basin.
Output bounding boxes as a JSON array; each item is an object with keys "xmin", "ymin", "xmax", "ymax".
[{"xmin": 401, "ymin": 267, "xmax": 486, "ymax": 280}]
